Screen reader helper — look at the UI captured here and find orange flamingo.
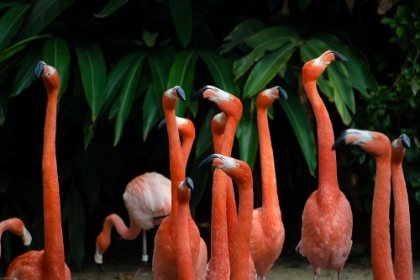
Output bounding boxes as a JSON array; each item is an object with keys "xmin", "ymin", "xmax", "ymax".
[
  {"xmin": 6, "ymin": 61, "xmax": 70, "ymax": 279},
  {"xmin": 295, "ymin": 51, "xmax": 353, "ymax": 280},
  {"xmin": 94, "ymin": 172, "xmax": 171, "ymax": 271},
  {"xmin": 176, "ymin": 177, "xmax": 196, "ymax": 280},
  {"xmin": 250, "ymin": 86, "xmax": 287, "ymax": 280},
  {"xmin": 333, "ymin": 129, "xmax": 395, "ymax": 280},
  {"xmin": 0, "ymin": 218, "xmax": 32, "ymax": 258},
  {"xmin": 198, "ymin": 154, "xmax": 254, "ymax": 280},
  {"xmin": 153, "ymin": 86, "xmax": 207, "ymax": 279},
  {"xmin": 210, "ymin": 112, "xmax": 226, "ymax": 153},
  {"xmin": 391, "ymin": 134, "xmax": 412, "ymax": 280},
  {"xmin": 191, "ymin": 85, "xmax": 243, "ymax": 278}
]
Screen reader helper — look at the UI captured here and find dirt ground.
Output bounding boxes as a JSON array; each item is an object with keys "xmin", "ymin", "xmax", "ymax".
[{"xmin": 71, "ymin": 256, "xmax": 420, "ymax": 280}]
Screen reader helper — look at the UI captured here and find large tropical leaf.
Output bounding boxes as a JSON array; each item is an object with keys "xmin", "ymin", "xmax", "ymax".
[
  {"xmin": 167, "ymin": 50, "xmax": 198, "ymax": 116},
  {"xmin": 0, "ymin": 54, "xmax": 23, "ymax": 85},
  {"xmin": 327, "ymin": 63, "xmax": 355, "ymax": 113},
  {"xmin": 94, "ymin": 0, "xmax": 128, "ymax": 18},
  {"xmin": 236, "ymin": 99, "xmax": 258, "ymax": 170},
  {"xmin": 0, "ymin": 4, "xmax": 30, "ymax": 58},
  {"xmin": 13, "ymin": 0, "xmax": 75, "ymax": 42},
  {"xmin": 143, "ymin": 86, "xmax": 159, "ymax": 141},
  {"xmin": 168, "ymin": 0, "xmax": 192, "ymax": 47},
  {"xmin": 0, "ymin": 1, "xmax": 30, "ymax": 10},
  {"xmin": 198, "ymin": 50, "xmax": 239, "ymax": 96},
  {"xmin": 233, "ymin": 47, "xmax": 265, "ymax": 81},
  {"xmin": 75, "ymin": 44, "xmax": 106, "ymax": 122},
  {"xmin": 278, "ymin": 92, "xmax": 316, "ymax": 176},
  {"xmin": 42, "ymin": 38, "xmax": 70, "ymax": 101},
  {"xmin": 113, "ymin": 53, "xmax": 145, "ymax": 146},
  {"xmin": 10, "ymin": 47, "xmax": 42, "ymax": 97},
  {"xmin": 243, "ymin": 42, "xmax": 296, "ymax": 99},
  {"xmin": 244, "ymin": 26, "xmax": 301, "ymax": 50},
  {"xmin": 1, "ymin": 34, "xmax": 52, "ymax": 63}
]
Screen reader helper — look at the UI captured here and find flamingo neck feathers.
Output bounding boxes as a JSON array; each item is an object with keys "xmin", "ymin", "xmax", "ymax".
[
  {"xmin": 256, "ymin": 105, "xmax": 280, "ymax": 222},
  {"xmin": 42, "ymin": 79, "xmax": 65, "ymax": 277},
  {"xmin": 303, "ymin": 80, "xmax": 339, "ymax": 196},
  {"xmin": 391, "ymin": 147, "xmax": 412, "ymax": 280},
  {"xmin": 371, "ymin": 154, "xmax": 395, "ymax": 280}
]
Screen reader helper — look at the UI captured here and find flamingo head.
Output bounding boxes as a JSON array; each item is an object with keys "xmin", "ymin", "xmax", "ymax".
[
  {"xmin": 191, "ymin": 85, "xmax": 242, "ymax": 122},
  {"xmin": 35, "ymin": 61, "xmax": 60, "ymax": 93},
  {"xmin": 162, "ymin": 86, "xmax": 186, "ymax": 110},
  {"xmin": 211, "ymin": 112, "xmax": 226, "ymax": 137},
  {"xmin": 94, "ymin": 231, "xmax": 111, "ymax": 271},
  {"xmin": 197, "ymin": 153, "xmax": 252, "ymax": 185},
  {"xmin": 177, "ymin": 177, "xmax": 194, "ymax": 204},
  {"xmin": 158, "ymin": 117, "xmax": 195, "ymax": 140},
  {"xmin": 302, "ymin": 50, "xmax": 347, "ymax": 82},
  {"xmin": 332, "ymin": 129, "xmax": 391, "ymax": 158},
  {"xmin": 391, "ymin": 134, "xmax": 411, "ymax": 163},
  {"xmin": 257, "ymin": 86, "xmax": 288, "ymax": 109}
]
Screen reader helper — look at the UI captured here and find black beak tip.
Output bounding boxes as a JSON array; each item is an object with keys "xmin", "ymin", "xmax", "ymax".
[
  {"xmin": 185, "ymin": 177, "xmax": 194, "ymax": 190},
  {"xmin": 175, "ymin": 86, "xmax": 186, "ymax": 102},
  {"xmin": 191, "ymin": 86, "xmax": 209, "ymax": 101},
  {"xmin": 331, "ymin": 50, "xmax": 347, "ymax": 62},
  {"xmin": 157, "ymin": 119, "xmax": 167, "ymax": 130},
  {"xmin": 35, "ymin": 61, "xmax": 45, "ymax": 79},
  {"xmin": 96, "ymin": 263, "xmax": 105, "ymax": 272},
  {"xmin": 24, "ymin": 245, "xmax": 30, "ymax": 252},
  {"xmin": 197, "ymin": 154, "xmax": 218, "ymax": 170},
  {"xmin": 400, "ymin": 134, "xmax": 411, "ymax": 149},
  {"xmin": 332, "ymin": 133, "xmax": 347, "ymax": 150},
  {"xmin": 277, "ymin": 86, "xmax": 288, "ymax": 100}
]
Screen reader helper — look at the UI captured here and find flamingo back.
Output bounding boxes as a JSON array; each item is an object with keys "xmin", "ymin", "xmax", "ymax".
[{"xmin": 123, "ymin": 172, "xmax": 171, "ymax": 230}]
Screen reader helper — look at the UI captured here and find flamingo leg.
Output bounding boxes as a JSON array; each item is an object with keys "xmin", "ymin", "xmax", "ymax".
[
  {"xmin": 313, "ymin": 271, "xmax": 317, "ymax": 280},
  {"xmin": 131, "ymin": 230, "xmax": 148, "ymax": 280}
]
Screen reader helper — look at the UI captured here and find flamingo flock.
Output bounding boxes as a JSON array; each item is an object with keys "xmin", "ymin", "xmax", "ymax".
[{"xmin": 1, "ymin": 47, "xmax": 413, "ymax": 280}]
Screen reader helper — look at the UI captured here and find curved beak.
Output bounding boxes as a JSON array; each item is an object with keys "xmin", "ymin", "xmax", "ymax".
[
  {"xmin": 174, "ymin": 86, "xmax": 186, "ymax": 101},
  {"xmin": 400, "ymin": 134, "xmax": 411, "ymax": 149},
  {"xmin": 185, "ymin": 177, "xmax": 194, "ymax": 190},
  {"xmin": 190, "ymin": 85, "xmax": 209, "ymax": 101},
  {"xmin": 332, "ymin": 131, "xmax": 348, "ymax": 150},
  {"xmin": 197, "ymin": 154, "xmax": 220, "ymax": 170},
  {"xmin": 330, "ymin": 50, "xmax": 347, "ymax": 62},
  {"xmin": 35, "ymin": 61, "xmax": 45, "ymax": 79},
  {"xmin": 96, "ymin": 263, "xmax": 105, "ymax": 272},
  {"xmin": 277, "ymin": 86, "xmax": 288, "ymax": 100},
  {"xmin": 157, "ymin": 119, "xmax": 167, "ymax": 129}
]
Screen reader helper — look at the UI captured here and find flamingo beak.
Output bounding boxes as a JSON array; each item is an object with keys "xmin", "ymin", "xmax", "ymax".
[
  {"xmin": 24, "ymin": 244, "xmax": 30, "ymax": 252},
  {"xmin": 190, "ymin": 85, "xmax": 209, "ymax": 101},
  {"xmin": 185, "ymin": 177, "xmax": 194, "ymax": 190},
  {"xmin": 175, "ymin": 86, "xmax": 186, "ymax": 101},
  {"xmin": 330, "ymin": 50, "xmax": 347, "ymax": 62},
  {"xmin": 35, "ymin": 61, "xmax": 45, "ymax": 79},
  {"xmin": 400, "ymin": 134, "xmax": 411, "ymax": 149},
  {"xmin": 277, "ymin": 86, "xmax": 288, "ymax": 100},
  {"xmin": 157, "ymin": 119, "xmax": 167, "ymax": 129},
  {"xmin": 332, "ymin": 131, "xmax": 348, "ymax": 150},
  {"xmin": 197, "ymin": 154, "xmax": 220, "ymax": 170}
]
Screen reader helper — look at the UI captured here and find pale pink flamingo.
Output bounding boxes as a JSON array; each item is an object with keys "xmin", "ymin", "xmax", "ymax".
[{"xmin": 0, "ymin": 218, "xmax": 32, "ymax": 258}]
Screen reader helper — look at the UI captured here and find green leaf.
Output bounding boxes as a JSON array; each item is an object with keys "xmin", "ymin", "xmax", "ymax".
[
  {"xmin": 142, "ymin": 31, "xmax": 158, "ymax": 47},
  {"xmin": 300, "ymin": 38, "xmax": 330, "ymax": 62},
  {"xmin": 236, "ymin": 99, "xmax": 258, "ymax": 170},
  {"xmin": 327, "ymin": 63, "xmax": 355, "ymax": 113},
  {"xmin": 198, "ymin": 50, "xmax": 239, "ymax": 96},
  {"xmin": 0, "ymin": 53, "xmax": 23, "ymax": 85},
  {"xmin": 0, "ymin": 1, "xmax": 30, "ymax": 10},
  {"xmin": 1, "ymin": 34, "xmax": 52, "ymax": 62},
  {"xmin": 100, "ymin": 52, "xmax": 141, "ymax": 118},
  {"xmin": 114, "ymin": 53, "xmax": 145, "ymax": 146},
  {"xmin": 243, "ymin": 42, "xmax": 296, "ymax": 99},
  {"xmin": 143, "ymin": 86, "xmax": 159, "ymax": 141},
  {"xmin": 278, "ymin": 92, "xmax": 316, "ymax": 176},
  {"xmin": 75, "ymin": 44, "xmax": 106, "ymax": 122},
  {"xmin": 169, "ymin": 0, "xmax": 192, "ymax": 47},
  {"xmin": 245, "ymin": 26, "xmax": 301, "ymax": 50},
  {"xmin": 10, "ymin": 47, "xmax": 42, "ymax": 97},
  {"xmin": 195, "ymin": 106, "xmax": 218, "ymax": 158},
  {"xmin": 94, "ymin": 0, "xmax": 128, "ymax": 18},
  {"xmin": 42, "ymin": 38, "xmax": 70, "ymax": 101},
  {"xmin": 233, "ymin": 47, "xmax": 265, "ymax": 81},
  {"xmin": 0, "ymin": 4, "xmax": 30, "ymax": 58},
  {"xmin": 167, "ymin": 50, "xmax": 198, "ymax": 116},
  {"xmin": 63, "ymin": 187, "xmax": 85, "ymax": 270},
  {"xmin": 13, "ymin": 0, "xmax": 75, "ymax": 42}
]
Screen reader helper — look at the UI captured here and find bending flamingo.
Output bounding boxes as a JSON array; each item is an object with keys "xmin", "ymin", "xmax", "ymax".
[
  {"xmin": 6, "ymin": 61, "xmax": 70, "ymax": 279},
  {"xmin": 391, "ymin": 134, "xmax": 412, "ymax": 280},
  {"xmin": 94, "ymin": 172, "xmax": 171, "ymax": 271},
  {"xmin": 0, "ymin": 218, "xmax": 32, "ymax": 258},
  {"xmin": 250, "ymin": 86, "xmax": 287, "ymax": 280},
  {"xmin": 153, "ymin": 86, "xmax": 207, "ymax": 279},
  {"xmin": 198, "ymin": 154, "xmax": 254, "ymax": 280},
  {"xmin": 333, "ymin": 129, "xmax": 395, "ymax": 280},
  {"xmin": 295, "ymin": 51, "xmax": 353, "ymax": 280}
]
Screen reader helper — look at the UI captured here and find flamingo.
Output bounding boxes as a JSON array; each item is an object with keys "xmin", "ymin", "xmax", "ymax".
[
  {"xmin": 153, "ymin": 86, "xmax": 207, "ymax": 279},
  {"xmin": 6, "ymin": 61, "xmax": 70, "ymax": 279},
  {"xmin": 250, "ymin": 86, "xmax": 287, "ymax": 280},
  {"xmin": 332, "ymin": 129, "xmax": 395, "ymax": 280},
  {"xmin": 198, "ymin": 154, "xmax": 254, "ymax": 280},
  {"xmin": 391, "ymin": 134, "xmax": 412, "ymax": 280},
  {"xmin": 295, "ymin": 50, "xmax": 353, "ymax": 280},
  {"xmin": 176, "ymin": 177, "xmax": 196, "ymax": 280},
  {"xmin": 94, "ymin": 172, "xmax": 171, "ymax": 272},
  {"xmin": 0, "ymin": 218, "xmax": 32, "ymax": 258},
  {"xmin": 191, "ymin": 85, "xmax": 245, "ymax": 278}
]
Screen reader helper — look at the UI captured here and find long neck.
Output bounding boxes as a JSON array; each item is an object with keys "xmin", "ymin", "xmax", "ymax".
[
  {"xmin": 230, "ymin": 176, "xmax": 253, "ymax": 280},
  {"xmin": 257, "ymin": 106, "xmax": 280, "ymax": 219},
  {"xmin": 303, "ymin": 81, "xmax": 338, "ymax": 192},
  {"xmin": 42, "ymin": 90, "xmax": 65, "ymax": 277},
  {"xmin": 181, "ymin": 137, "xmax": 193, "ymax": 172},
  {"xmin": 176, "ymin": 198, "xmax": 195, "ymax": 279},
  {"xmin": 371, "ymin": 156, "xmax": 395, "ymax": 280},
  {"xmin": 391, "ymin": 155, "xmax": 412, "ymax": 280},
  {"xmin": 164, "ymin": 108, "xmax": 183, "ymax": 230}
]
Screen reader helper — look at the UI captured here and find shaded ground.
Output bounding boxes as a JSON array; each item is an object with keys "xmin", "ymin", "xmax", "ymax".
[{"xmin": 71, "ymin": 256, "xmax": 420, "ymax": 280}]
